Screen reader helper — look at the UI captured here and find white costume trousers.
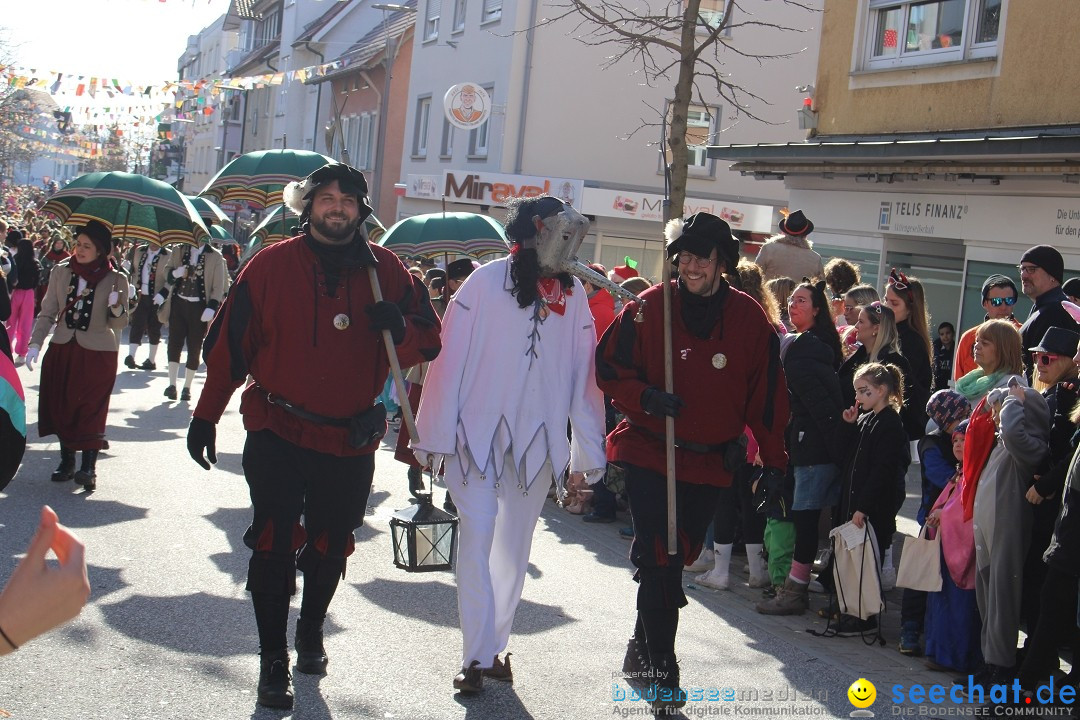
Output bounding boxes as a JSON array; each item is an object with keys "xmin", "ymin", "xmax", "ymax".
[{"xmin": 446, "ymin": 453, "xmax": 551, "ymax": 667}]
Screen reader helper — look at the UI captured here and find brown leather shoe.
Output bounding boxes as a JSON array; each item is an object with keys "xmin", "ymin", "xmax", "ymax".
[
  {"xmin": 453, "ymin": 660, "xmax": 484, "ymax": 694},
  {"xmin": 483, "ymin": 653, "xmax": 513, "ymax": 683}
]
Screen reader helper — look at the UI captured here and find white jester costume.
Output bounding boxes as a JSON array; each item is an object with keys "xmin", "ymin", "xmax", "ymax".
[{"xmin": 415, "ymin": 239, "xmax": 606, "ymax": 673}]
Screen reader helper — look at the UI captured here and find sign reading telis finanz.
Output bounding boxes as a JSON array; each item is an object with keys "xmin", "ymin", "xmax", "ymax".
[{"xmin": 405, "ymin": 171, "xmax": 585, "ymax": 208}]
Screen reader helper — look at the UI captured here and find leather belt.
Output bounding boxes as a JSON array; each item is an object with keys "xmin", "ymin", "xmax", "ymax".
[{"xmin": 257, "ymin": 385, "xmax": 350, "ymax": 427}]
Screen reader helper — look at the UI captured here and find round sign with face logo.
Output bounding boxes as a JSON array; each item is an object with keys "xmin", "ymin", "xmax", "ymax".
[{"xmin": 444, "ymin": 82, "xmax": 491, "ymax": 130}]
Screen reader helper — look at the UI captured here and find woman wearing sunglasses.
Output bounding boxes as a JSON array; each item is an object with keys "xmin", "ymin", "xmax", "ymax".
[{"xmin": 884, "ymin": 268, "xmax": 934, "ymax": 438}]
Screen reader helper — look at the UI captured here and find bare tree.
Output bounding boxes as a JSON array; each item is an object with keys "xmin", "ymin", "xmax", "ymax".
[{"xmin": 540, "ymin": 0, "xmax": 814, "ymax": 220}]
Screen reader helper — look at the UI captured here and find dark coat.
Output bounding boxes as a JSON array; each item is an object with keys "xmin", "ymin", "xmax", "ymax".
[
  {"xmin": 838, "ymin": 345, "xmax": 923, "ymax": 440},
  {"xmin": 7, "ymin": 239, "xmax": 40, "ymax": 292},
  {"xmin": 895, "ymin": 319, "xmax": 932, "ymax": 435},
  {"xmin": 1043, "ymin": 429, "xmax": 1080, "ymax": 576},
  {"xmin": 782, "ymin": 331, "xmax": 844, "ymax": 467},
  {"xmin": 838, "ymin": 406, "xmax": 909, "ymax": 541}
]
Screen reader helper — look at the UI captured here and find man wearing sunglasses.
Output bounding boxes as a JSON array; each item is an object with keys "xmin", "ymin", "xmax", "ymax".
[
  {"xmin": 953, "ymin": 275, "xmax": 1022, "ymax": 382},
  {"xmin": 1018, "ymin": 245, "xmax": 1080, "ymax": 383}
]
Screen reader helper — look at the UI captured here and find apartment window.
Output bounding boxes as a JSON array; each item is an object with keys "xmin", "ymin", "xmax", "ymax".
[
  {"xmin": 468, "ymin": 85, "xmax": 493, "ymax": 158},
  {"xmin": 425, "ymin": 0, "xmax": 441, "ymax": 41},
  {"xmin": 696, "ymin": 0, "xmax": 732, "ymax": 37},
  {"xmin": 356, "ymin": 113, "xmax": 374, "ymax": 170},
  {"xmin": 452, "ymin": 0, "xmax": 467, "ymax": 32},
  {"xmin": 481, "ymin": 0, "xmax": 501, "ymax": 23},
  {"xmin": 864, "ymin": 0, "xmax": 1001, "ymax": 70},
  {"xmin": 440, "ymin": 117, "xmax": 454, "ymax": 158},
  {"xmin": 413, "ymin": 96, "xmax": 431, "ymax": 157},
  {"xmin": 661, "ymin": 102, "xmax": 717, "ymax": 175},
  {"xmin": 259, "ymin": 9, "xmax": 281, "ymax": 46}
]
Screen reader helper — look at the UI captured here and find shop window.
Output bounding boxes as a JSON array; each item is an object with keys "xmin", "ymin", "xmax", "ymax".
[{"xmin": 863, "ymin": 0, "xmax": 1002, "ymax": 71}]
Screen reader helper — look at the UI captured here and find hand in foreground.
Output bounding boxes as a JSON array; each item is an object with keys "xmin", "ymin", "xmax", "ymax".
[
  {"xmin": 172, "ymin": 267, "xmax": 187, "ymax": 279},
  {"xmin": 412, "ymin": 449, "xmax": 446, "ymax": 474},
  {"xmin": 582, "ymin": 468, "xmax": 606, "ymax": 485},
  {"xmin": 925, "ymin": 510, "xmax": 941, "ymax": 528},
  {"xmin": 851, "ymin": 510, "xmax": 867, "ymax": 529},
  {"xmin": 200, "ymin": 308, "xmax": 215, "ymax": 323},
  {"xmin": 1025, "ymin": 486, "xmax": 1045, "ymax": 505},
  {"xmin": 0, "ymin": 506, "xmax": 90, "ymax": 654},
  {"xmin": 187, "ymin": 417, "xmax": 218, "ymax": 470},
  {"xmin": 366, "ymin": 301, "xmax": 406, "ymax": 344},
  {"xmin": 842, "ymin": 405, "xmax": 859, "ymax": 423},
  {"xmin": 107, "ymin": 291, "xmax": 120, "ymax": 306},
  {"xmin": 152, "ymin": 292, "xmax": 166, "ymax": 307},
  {"xmin": 641, "ymin": 387, "xmax": 684, "ymax": 418},
  {"xmin": 24, "ymin": 346, "xmax": 40, "ymax": 371}
]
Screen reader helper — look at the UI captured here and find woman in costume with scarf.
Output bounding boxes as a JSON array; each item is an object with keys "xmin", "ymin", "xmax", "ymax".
[
  {"xmin": 955, "ymin": 318, "xmax": 1027, "ymax": 404},
  {"xmin": 25, "ymin": 220, "xmax": 129, "ymax": 491}
]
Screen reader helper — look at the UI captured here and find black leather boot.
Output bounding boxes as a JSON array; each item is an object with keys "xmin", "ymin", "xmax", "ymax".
[
  {"xmin": 257, "ymin": 649, "xmax": 293, "ymax": 709},
  {"xmin": 51, "ymin": 446, "xmax": 76, "ymax": 482},
  {"xmin": 294, "ymin": 618, "xmax": 328, "ymax": 675},
  {"xmin": 74, "ymin": 450, "xmax": 98, "ymax": 491},
  {"xmin": 649, "ymin": 653, "xmax": 687, "ymax": 710},
  {"xmin": 622, "ymin": 636, "xmax": 652, "ymax": 688}
]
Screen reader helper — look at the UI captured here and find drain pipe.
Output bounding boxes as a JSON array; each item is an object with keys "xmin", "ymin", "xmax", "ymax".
[
  {"xmin": 303, "ymin": 42, "xmax": 326, "ymax": 153},
  {"xmin": 513, "ymin": 0, "xmax": 539, "ymax": 174}
]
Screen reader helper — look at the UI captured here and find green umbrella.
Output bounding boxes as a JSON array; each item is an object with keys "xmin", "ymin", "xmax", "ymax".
[
  {"xmin": 41, "ymin": 171, "xmax": 209, "ymax": 247},
  {"xmin": 199, "ymin": 149, "xmax": 336, "ymax": 210},
  {"xmin": 186, "ymin": 196, "xmax": 231, "ymax": 226},
  {"xmin": 208, "ymin": 224, "xmax": 237, "ymax": 245},
  {"xmin": 377, "ymin": 212, "xmax": 507, "ymax": 258}
]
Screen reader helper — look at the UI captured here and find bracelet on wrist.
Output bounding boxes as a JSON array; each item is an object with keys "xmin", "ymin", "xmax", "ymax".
[{"xmin": 0, "ymin": 623, "xmax": 19, "ymax": 650}]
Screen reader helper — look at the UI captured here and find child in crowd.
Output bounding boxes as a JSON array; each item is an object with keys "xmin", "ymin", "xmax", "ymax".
[
  {"xmin": 923, "ymin": 420, "xmax": 982, "ymax": 673},
  {"xmin": 833, "ymin": 362, "xmax": 910, "ymax": 635},
  {"xmin": 900, "ymin": 390, "xmax": 971, "ymax": 655}
]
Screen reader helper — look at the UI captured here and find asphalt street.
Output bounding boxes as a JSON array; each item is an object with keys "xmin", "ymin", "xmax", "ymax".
[{"xmin": 0, "ymin": 347, "xmax": 1006, "ymax": 720}]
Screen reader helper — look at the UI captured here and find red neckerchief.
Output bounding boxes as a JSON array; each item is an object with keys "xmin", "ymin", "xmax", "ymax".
[
  {"xmin": 67, "ymin": 256, "xmax": 113, "ymax": 288},
  {"xmin": 537, "ymin": 277, "xmax": 566, "ymax": 315}
]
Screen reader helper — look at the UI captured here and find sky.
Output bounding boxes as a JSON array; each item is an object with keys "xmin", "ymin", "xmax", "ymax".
[{"xmin": 1, "ymin": 0, "xmax": 233, "ymax": 83}]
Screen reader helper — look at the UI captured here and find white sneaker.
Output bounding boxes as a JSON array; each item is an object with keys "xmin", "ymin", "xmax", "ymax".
[
  {"xmin": 880, "ymin": 566, "xmax": 897, "ymax": 592},
  {"xmin": 695, "ymin": 568, "xmax": 730, "ymax": 590},
  {"xmin": 13, "ymin": 355, "xmax": 25, "ymax": 367},
  {"xmin": 684, "ymin": 546, "xmax": 714, "ymax": 572},
  {"xmin": 748, "ymin": 573, "xmax": 771, "ymax": 589}
]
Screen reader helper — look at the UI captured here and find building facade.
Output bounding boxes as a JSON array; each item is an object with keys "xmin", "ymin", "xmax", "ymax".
[
  {"xmin": 709, "ymin": 0, "xmax": 1080, "ymax": 333},
  {"xmin": 396, "ymin": 0, "xmax": 824, "ymax": 279}
]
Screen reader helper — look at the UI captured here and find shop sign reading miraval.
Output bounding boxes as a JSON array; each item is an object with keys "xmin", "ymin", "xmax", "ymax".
[
  {"xmin": 404, "ymin": 171, "xmax": 584, "ymax": 208},
  {"xmin": 578, "ymin": 187, "xmax": 775, "ymax": 233},
  {"xmin": 794, "ymin": 188, "xmax": 1080, "ymax": 243}
]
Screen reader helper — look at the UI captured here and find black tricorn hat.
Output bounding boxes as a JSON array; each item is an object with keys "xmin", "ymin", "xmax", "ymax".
[
  {"xmin": 1029, "ymin": 326, "xmax": 1080, "ymax": 357},
  {"xmin": 779, "ymin": 209, "xmax": 814, "ymax": 236},
  {"xmin": 664, "ymin": 212, "xmax": 739, "ymax": 269},
  {"xmin": 447, "ymin": 258, "xmax": 478, "ymax": 280}
]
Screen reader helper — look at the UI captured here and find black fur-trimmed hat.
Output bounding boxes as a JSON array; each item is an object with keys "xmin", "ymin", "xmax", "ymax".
[
  {"xmin": 664, "ymin": 212, "xmax": 740, "ymax": 270},
  {"xmin": 282, "ymin": 162, "xmax": 373, "ymax": 224}
]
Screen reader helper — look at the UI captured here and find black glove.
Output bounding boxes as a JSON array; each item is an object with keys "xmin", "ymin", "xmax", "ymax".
[
  {"xmin": 366, "ymin": 301, "xmax": 406, "ymax": 344},
  {"xmin": 641, "ymin": 386, "xmax": 684, "ymax": 418},
  {"xmin": 187, "ymin": 416, "xmax": 218, "ymax": 470}
]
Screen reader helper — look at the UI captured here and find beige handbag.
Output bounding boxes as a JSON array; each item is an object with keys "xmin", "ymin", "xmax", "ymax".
[
  {"xmin": 830, "ymin": 520, "xmax": 884, "ymax": 621},
  {"xmin": 895, "ymin": 525, "xmax": 943, "ymax": 593}
]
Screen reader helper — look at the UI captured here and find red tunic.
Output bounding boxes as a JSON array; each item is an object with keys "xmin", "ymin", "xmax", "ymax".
[
  {"xmin": 596, "ymin": 280, "xmax": 789, "ymax": 486},
  {"xmin": 194, "ymin": 235, "xmax": 441, "ymax": 456}
]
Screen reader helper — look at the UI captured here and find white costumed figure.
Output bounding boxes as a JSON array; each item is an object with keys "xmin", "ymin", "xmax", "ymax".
[{"xmin": 413, "ymin": 195, "xmax": 606, "ymax": 694}]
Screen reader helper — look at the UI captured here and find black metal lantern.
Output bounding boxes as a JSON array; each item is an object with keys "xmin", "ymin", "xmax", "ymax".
[{"xmin": 390, "ymin": 491, "xmax": 458, "ymax": 572}]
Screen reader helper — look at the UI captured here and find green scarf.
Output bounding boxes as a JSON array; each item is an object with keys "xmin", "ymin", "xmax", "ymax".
[{"xmin": 955, "ymin": 368, "xmax": 1007, "ymax": 402}]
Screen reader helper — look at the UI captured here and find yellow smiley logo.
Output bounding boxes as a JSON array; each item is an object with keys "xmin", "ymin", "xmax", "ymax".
[{"xmin": 847, "ymin": 678, "xmax": 876, "ymax": 709}]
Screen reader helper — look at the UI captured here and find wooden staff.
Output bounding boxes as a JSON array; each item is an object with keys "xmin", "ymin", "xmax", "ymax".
[
  {"xmin": 663, "ymin": 237, "xmax": 677, "ymax": 555},
  {"xmin": 366, "ymin": 265, "xmax": 420, "ymax": 444}
]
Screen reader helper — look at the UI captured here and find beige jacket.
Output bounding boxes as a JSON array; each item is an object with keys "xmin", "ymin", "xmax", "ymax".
[
  {"xmin": 129, "ymin": 244, "xmax": 172, "ymax": 300},
  {"xmin": 158, "ymin": 244, "xmax": 231, "ymax": 324},
  {"xmin": 755, "ymin": 234, "xmax": 824, "ymax": 282},
  {"xmin": 30, "ymin": 263, "xmax": 130, "ymax": 352}
]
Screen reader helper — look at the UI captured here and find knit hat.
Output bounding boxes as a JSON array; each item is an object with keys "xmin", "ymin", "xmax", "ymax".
[
  {"xmin": 1021, "ymin": 245, "xmax": 1065, "ymax": 284},
  {"xmin": 980, "ymin": 274, "xmax": 1017, "ymax": 302},
  {"xmin": 1063, "ymin": 277, "xmax": 1080, "ymax": 299},
  {"xmin": 926, "ymin": 389, "xmax": 971, "ymax": 432},
  {"xmin": 952, "ymin": 419, "xmax": 969, "ymax": 438}
]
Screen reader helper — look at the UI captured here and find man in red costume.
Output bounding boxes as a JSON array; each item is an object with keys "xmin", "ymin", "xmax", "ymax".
[
  {"xmin": 596, "ymin": 212, "xmax": 789, "ymax": 713},
  {"xmin": 186, "ymin": 163, "xmax": 441, "ymax": 710}
]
